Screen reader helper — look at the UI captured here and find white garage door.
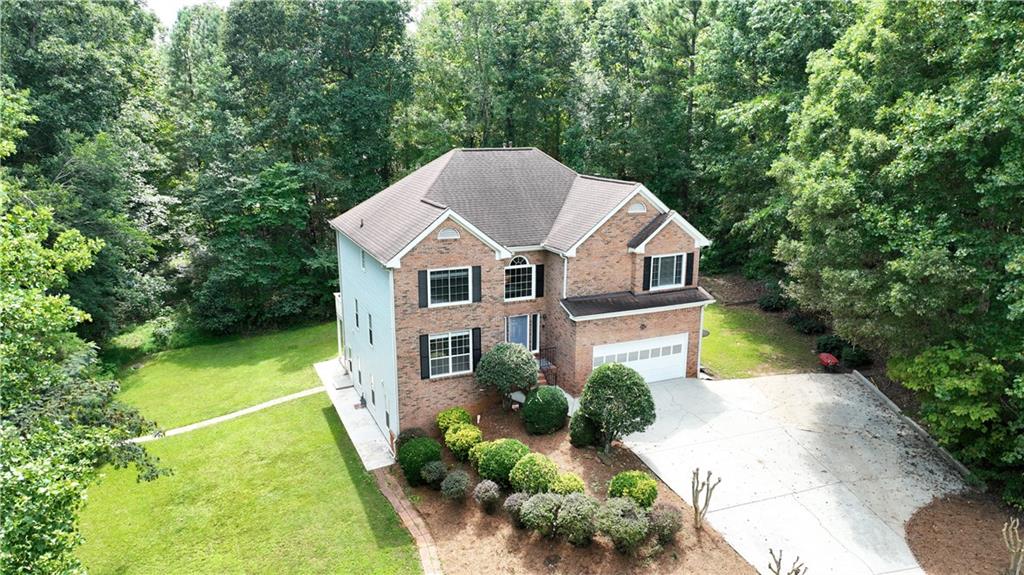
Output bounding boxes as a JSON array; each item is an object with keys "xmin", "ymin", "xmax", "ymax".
[{"xmin": 592, "ymin": 333, "xmax": 689, "ymax": 383}]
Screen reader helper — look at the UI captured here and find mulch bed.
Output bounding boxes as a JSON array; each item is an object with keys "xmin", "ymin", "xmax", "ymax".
[
  {"xmin": 906, "ymin": 492, "xmax": 1019, "ymax": 575},
  {"xmin": 396, "ymin": 405, "xmax": 754, "ymax": 575}
]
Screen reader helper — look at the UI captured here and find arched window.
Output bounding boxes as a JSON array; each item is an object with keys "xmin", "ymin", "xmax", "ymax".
[
  {"xmin": 437, "ymin": 227, "xmax": 460, "ymax": 240},
  {"xmin": 628, "ymin": 202, "xmax": 647, "ymax": 214},
  {"xmin": 510, "ymin": 255, "xmax": 529, "ymax": 266},
  {"xmin": 504, "ymin": 255, "xmax": 535, "ymax": 300}
]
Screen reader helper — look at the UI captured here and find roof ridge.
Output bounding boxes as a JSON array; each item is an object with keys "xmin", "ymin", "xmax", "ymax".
[
  {"xmin": 577, "ymin": 174, "xmax": 639, "ymax": 185},
  {"xmin": 422, "ymin": 149, "xmax": 457, "ymax": 199},
  {"xmin": 457, "ymin": 147, "xmax": 536, "ymax": 152}
]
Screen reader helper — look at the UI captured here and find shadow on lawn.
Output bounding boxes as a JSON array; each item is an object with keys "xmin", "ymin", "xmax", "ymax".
[{"xmin": 320, "ymin": 406, "xmax": 414, "ymax": 550}]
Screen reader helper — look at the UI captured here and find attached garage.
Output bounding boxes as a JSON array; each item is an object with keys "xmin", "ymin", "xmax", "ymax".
[{"xmin": 592, "ymin": 333, "xmax": 689, "ymax": 383}]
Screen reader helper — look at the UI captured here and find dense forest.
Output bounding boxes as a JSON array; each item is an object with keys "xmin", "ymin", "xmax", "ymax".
[{"xmin": 1, "ymin": 0, "xmax": 1021, "ymax": 571}]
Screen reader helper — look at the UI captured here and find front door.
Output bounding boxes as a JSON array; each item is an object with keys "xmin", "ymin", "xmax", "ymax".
[{"xmin": 507, "ymin": 315, "xmax": 530, "ymax": 349}]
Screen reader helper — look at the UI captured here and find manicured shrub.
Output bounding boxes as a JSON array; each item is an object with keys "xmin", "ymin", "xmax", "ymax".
[
  {"xmin": 468, "ymin": 440, "xmax": 493, "ymax": 469},
  {"xmin": 503, "ymin": 492, "xmax": 530, "ymax": 528},
  {"xmin": 436, "ymin": 407, "xmax": 472, "ymax": 434},
  {"xmin": 441, "ymin": 470, "xmax": 470, "ymax": 501},
  {"xmin": 608, "ymin": 470, "xmax": 658, "ymax": 509},
  {"xmin": 473, "ymin": 480, "xmax": 502, "ymax": 514},
  {"xmin": 396, "ymin": 427, "xmax": 428, "ymax": 452},
  {"xmin": 555, "ymin": 493, "xmax": 599, "ymax": 546},
  {"xmin": 597, "ymin": 497, "xmax": 650, "ymax": 554},
  {"xmin": 579, "ymin": 364, "xmax": 656, "ymax": 453},
  {"xmin": 786, "ymin": 312, "xmax": 827, "ymax": 335},
  {"xmin": 757, "ymin": 284, "xmax": 791, "ymax": 312},
  {"xmin": 522, "ymin": 386, "xmax": 568, "ymax": 434},
  {"xmin": 840, "ymin": 345, "xmax": 872, "ymax": 368},
  {"xmin": 475, "ymin": 342, "xmax": 538, "ymax": 397},
  {"xmin": 521, "ymin": 493, "xmax": 564, "ymax": 537},
  {"xmin": 397, "ymin": 437, "xmax": 442, "ymax": 486},
  {"xmin": 649, "ymin": 504, "xmax": 683, "ymax": 544},
  {"xmin": 420, "ymin": 460, "xmax": 448, "ymax": 490},
  {"xmin": 550, "ymin": 472, "xmax": 585, "ymax": 495},
  {"xmin": 569, "ymin": 413, "xmax": 601, "ymax": 448},
  {"xmin": 815, "ymin": 334, "xmax": 847, "ymax": 356},
  {"xmin": 477, "ymin": 438, "xmax": 530, "ymax": 485},
  {"xmin": 509, "ymin": 453, "xmax": 558, "ymax": 494},
  {"xmin": 444, "ymin": 423, "xmax": 482, "ymax": 461}
]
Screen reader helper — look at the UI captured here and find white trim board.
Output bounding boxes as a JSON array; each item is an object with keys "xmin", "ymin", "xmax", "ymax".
[
  {"xmin": 559, "ymin": 297, "xmax": 715, "ymax": 322},
  {"xmin": 385, "ymin": 209, "xmax": 512, "ymax": 268}
]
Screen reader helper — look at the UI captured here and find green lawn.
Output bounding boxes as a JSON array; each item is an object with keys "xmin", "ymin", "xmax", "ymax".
[
  {"xmin": 701, "ymin": 304, "xmax": 819, "ymax": 378},
  {"xmin": 118, "ymin": 322, "xmax": 337, "ymax": 429},
  {"xmin": 79, "ymin": 393, "xmax": 421, "ymax": 575}
]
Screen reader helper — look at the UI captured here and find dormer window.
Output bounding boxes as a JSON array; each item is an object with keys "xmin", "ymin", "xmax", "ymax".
[
  {"xmin": 628, "ymin": 202, "xmax": 647, "ymax": 214},
  {"xmin": 438, "ymin": 227, "xmax": 460, "ymax": 240},
  {"xmin": 504, "ymin": 256, "xmax": 535, "ymax": 301}
]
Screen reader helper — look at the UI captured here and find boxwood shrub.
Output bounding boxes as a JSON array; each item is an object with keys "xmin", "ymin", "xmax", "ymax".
[
  {"xmin": 468, "ymin": 440, "xmax": 493, "ymax": 469},
  {"xmin": 509, "ymin": 453, "xmax": 558, "ymax": 494},
  {"xmin": 477, "ymin": 438, "xmax": 530, "ymax": 485},
  {"xmin": 555, "ymin": 493, "xmax": 599, "ymax": 546},
  {"xmin": 649, "ymin": 503, "xmax": 683, "ymax": 545},
  {"xmin": 473, "ymin": 480, "xmax": 502, "ymax": 513},
  {"xmin": 608, "ymin": 470, "xmax": 658, "ymax": 509},
  {"xmin": 420, "ymin": 460, "xmax": 448, "ymax": 489},
  {"xmin": 522, "ymin": 386, "xmax": 568, "ymax": 434},
  {"xmin": 840, "ymin": 345, "xmax": 872, "ymax": 368},
  {"xmin": 597, "ymin": 497, "xmax": 650, "ymax": 554},
  {"xmin": 568, "ymin": 413, "xmax": 601, "ymax": 448},
  {"xmin": 441, "ymin": 469, "xmax": 470, "ymax": 501},
  {"xmin": 395, "ymin": 427, "xmax": 427, "ymax": 452},
  {"xmin": 503, "ymin": 492, "xmax": 531, "ymax": 528},
  {"xmin": 436, "ymin": 407, "xmax": 472, "ymax": 434},
  {"xmin": 550, "ymin": 472, "xmax": 585, "ymax": 495},
  {"xmin": 397, "ymin": 437, "xmax": 442, "ymax": 486},
  {"xmin": 521, "ymin": 493, "xmax": 564, "ymax": 537},
  {"xmin": 444, "ymin": 423, "xmax": 482, "ymax": 461}
]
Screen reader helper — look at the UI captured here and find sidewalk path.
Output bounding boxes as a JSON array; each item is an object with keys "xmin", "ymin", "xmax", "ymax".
[{"xmin": 132, "ymin": 386, "xmax": 325, "ymax": 443}]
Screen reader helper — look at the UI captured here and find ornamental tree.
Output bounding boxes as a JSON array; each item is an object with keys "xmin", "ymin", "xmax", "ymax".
[
  {"xmin": 579, "ymin": 364, "xmax": 656, "ymax": 453},
  {"xmin": 475, "ymin": 343, "xmax": 538, "ymax": 399}
]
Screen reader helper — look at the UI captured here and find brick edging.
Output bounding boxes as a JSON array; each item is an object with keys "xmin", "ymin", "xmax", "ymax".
[
  {"xmin": 371, "ymin": 468, "xmax": 444, "ymax": 575},
  {"xmin": 850, "ymin": 370, "xmax": 974, "ymax": 481}
]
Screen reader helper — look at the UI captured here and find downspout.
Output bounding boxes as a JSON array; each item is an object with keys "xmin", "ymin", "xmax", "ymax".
[{"xmin": 561, "ymin": 254, "xmax": 568, "ymax": 298}]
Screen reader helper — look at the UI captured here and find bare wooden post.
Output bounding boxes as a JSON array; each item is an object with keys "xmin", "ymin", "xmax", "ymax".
[
  {"xmin": 691, "ymin": 468, "xmax": 721, "ymax": 530},
  {"xmin": 768, "ymin": 548, "xmax": 807, "ymax": 575}
]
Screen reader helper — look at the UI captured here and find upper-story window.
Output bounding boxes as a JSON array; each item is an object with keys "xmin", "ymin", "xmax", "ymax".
[
  {"xmin": 354, "ymin": 299, "xmax": 360, "ymax": 326},
  {"xmin": 361, "ymin": 250, "xmax": 366, "ymax": 270},
  {"xmin": 650, "ymin": 253, "xmax": 685, "ymax": 289},
  {"xmin": 368, "ymin": 313, "xmax": 374, "ymax": 346},
  {"xmin": 628, "ymin": 202, "xmax": 647, "ymax": 214},
  {"xmin": 504, "ymin": 256, "xmax": 535, "ymax": 300},
  {"xmin": 438, "ymin": 227, "xmax": 460, "ymax": 240},
  {"xmin": 428, "ymin": 267, "xmax": 471, "ymax": 306}
]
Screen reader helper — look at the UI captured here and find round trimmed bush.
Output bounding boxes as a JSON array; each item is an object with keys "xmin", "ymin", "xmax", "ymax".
[
  {"xmin": 420, "ymin": 460, "xmax": 448, "ymax": 490},
  {"xmin": 521, "ymin": 493, "xmax": 564, "ymax": 537},
  {"xmin": 503, "ymin": 492, "xmax": 530, "ymax": 528},
  {"xmin": 597, "ymin": 497, "xmax": 650, "ymax": 554},
  {"xmin": 649, "ymin": 503, "xmax": 683, "ymax": 545},
  {"xmin": 397, "ymin": 437, "xmax": 442, "ymax": 486},
  {"xmin": 473, "ymin": 480, "xmax": 502, "ymax": 513},
  {"xmin": 509, "ymin": 453, "xmax": 558, "ymax": 494},
  {"xmin": 468, "ymin": 440, "xmax": 493, "ymax": 469},
  {"xmin": 550, "ymin": 472, "xmax": 585, "ymax": 495},
  {"xmin": 441, "ymin": 469, "xmax": 470, "ymax": 500},
  {"xmin": 522, "ymin": 386, "xmax": 568, "ymax": 434},
  {"xmin": 436, "ymin": 407, "xmax": 472, "ymax": 434},
  {"xmin": 396, "ymin": 427, "xmax": 428, "ymax": 452},
  {"xmin": 579, "ymin": 364, "xmax": 655, "ymax": 452},
  {"xmin": 840, "ymin": 345, "xmax": 872, "ymax": 368},
  {"xmin": 815, "ymin": 334, "xmax": 847, "ymax": 356},
  {"xmin": 475, "ymin": 342, "xmax": 538, "ymax": 396},
  {"xmin": 555, "ymin": 493, "xmax": 599, "ymax": 546},
  {"xmin": 477, "ymin": 438, "xmax": 529, "ymax": 485},
  {"xmin": 569, "ymin": 413, "xmax": 601, "ymax": 448},
  {"xmin": 608, "ymin": 470, "xmax": 658, "ymax": 509},
  {"xmin": 445, "ymin": 423, "xmax": 482, "ymax": 461}
]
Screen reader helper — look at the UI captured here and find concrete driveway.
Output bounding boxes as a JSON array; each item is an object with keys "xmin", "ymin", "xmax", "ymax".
[{"xmin": 625, "ymin": 374, "xmax": 964, "ymax": 575}]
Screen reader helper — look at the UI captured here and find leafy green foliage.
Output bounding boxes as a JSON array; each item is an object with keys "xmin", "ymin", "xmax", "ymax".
[
  {"xmin": 840, "ymin": 346, "xmax": 872, "ymax": 369},
  {"xmin": 579, "ymin": 364, "xmax": 656, "ymax": 452},
  {"xmin": 477, "ymin": 438, "xmax": 530, "ymax": 486},
  {"xmin": 445, "ymin": 423, "xmax": 483, "ymax": 462},
  {"xmin": 441, "ymin": 469, "xmax": 470, "ymax": 500},
  {"xmin": 473, "ymin": 480, "xmax": 502, "ymax": 513},
  {"xmin": 437, "ymin": 407, "xmax": 472, "ymax": 434},
  {"xmin": 468, "ymin": 440, "xmax": 493, "ymax": 469},
  {"xmin": 522, "ymin": 386, "xmax": 568, "ymax": 435},
  {"xmin": 509, "ymin": 453, "xmax": 559, "ymax": 494},
  {"xmin": 521, "ymin": 493, "xmax": 564, "ymax": 538},
  {"xmin": 503, "ymin": 492, "xmax": 531, "ymax": 529},
  {"xmin": 757, "ymin": 284, "xmax": 792, "ymax": 312},
  {"xmin": 420, "ymin": 460, "xmax": 448, "ymax": 490},
  {"xmin": 597, "ymin": 497, "xmax": 650, "ymax": 554},
  {"xmin": 815, "ymin": 335, "xmax": 848, "ymax": 356},
  {"xmin": 889, "ymin": 345, "xmax": 1023, "ymax": 508},
  {"xmin": 649, "ymin": 503, "xmax": 684, "ymax": 545},
  {"xmin": 569, "ymin": 412, "xmax": 602, "ymax": 448},
  {"xmin": 608, "ymin": 470, "xmax": 658, "ymax": 509},
  {"xmin": 397, "ymin": 437, "xmax": 442, "ymax": 486},
  {"xmin": 555, "ymin": 493, "xmax": 599, "ymax": 546},
  {"xmin": 475, "ymin": 343, "xmax": 538, "ymax": 397},
  {"xmin": 786, "ymin": 312, "xmax": 827, "ymax": 335},
  {"xmin": 550, "ymin": 472, "xmax": 586, "ymax": 495}
]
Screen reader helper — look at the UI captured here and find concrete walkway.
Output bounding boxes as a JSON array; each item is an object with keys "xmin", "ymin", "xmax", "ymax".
[
  {"xmin": 626, "ymin": 373, "xmax": 965, "ymax": 575},
  {"xmin": 132, "ymin": 386, "xmax": 324, "ymax": 443},
  {"xmin": 315, "ymin": 359, "xmax": 395, "ymax": 470}
]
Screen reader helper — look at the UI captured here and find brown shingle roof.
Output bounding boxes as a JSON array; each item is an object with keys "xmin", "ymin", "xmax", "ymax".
[
  {"xmin": 561, "ymin": 287, "xmax": 714, "ymax": 318},
  {"xmin": 627, "ymin": 211, "xmax": 671, "ymax": 249},
  {"xmin": 330, "ymin": 148, "xmax": 646, "ymax": 263}
]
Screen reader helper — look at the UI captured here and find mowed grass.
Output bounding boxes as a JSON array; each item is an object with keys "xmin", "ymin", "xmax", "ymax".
[
  {"xmin": 78, "ymin": 393, "xmax": 421, "ymax": 575},
  {"xmin": 118, "ymin": 322, "xmax": 336, "ymax": 429},
  {"xmin": 701, "ymin": 304, "xmax": 819, "ymax": 378}
]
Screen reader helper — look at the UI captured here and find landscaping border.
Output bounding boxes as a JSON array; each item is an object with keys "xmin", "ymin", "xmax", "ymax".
[
  {"xmin": 372, "ymin": 468, "xmax": 444, "ymax": 575},
  {"xmin": 851, "ymin": 369, "xmax": 973, "ymax": 480}
]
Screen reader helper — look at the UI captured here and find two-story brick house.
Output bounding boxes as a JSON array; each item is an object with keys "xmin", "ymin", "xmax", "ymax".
[{"xmin": 330, "ymin": 148, "xmax": 714, "ymax": 446}]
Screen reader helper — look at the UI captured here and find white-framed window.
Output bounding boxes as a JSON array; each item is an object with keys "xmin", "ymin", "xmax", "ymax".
[
  {"xmin": 361, "ymin": 250, "xmax": 366, "ymax": 270},
  {"xmin": 650, "ymin": 253, "xmax": 685, "ymax": 290},
  {"xmin": 368, "ymin": 314, "xmax": 373, "ymax": 346},
  {"xmin": 428, "ymin": 267, "xmax": 471, "ymax": 307},
  {"xmin": 628, "ymin": 201, "xmax": 647, "ymax": 214},
  {"xmin": 428, "ymin": 331, "xmax": 472, "ymax": 377},
  {"xmin": 438, "ymin": 227, "xmax": 460, "ymax": 240},
  {"xmin": 354, "ymin": 299, "xmax": 360, "ymax": 327},
  {"xmin": 504, "ymin": 255, "xmax": 535, "ymax": 301}
]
